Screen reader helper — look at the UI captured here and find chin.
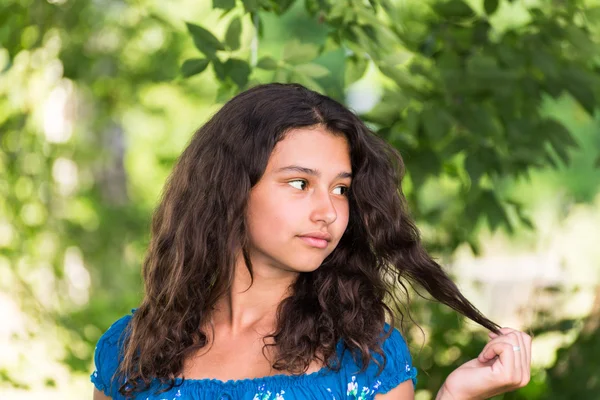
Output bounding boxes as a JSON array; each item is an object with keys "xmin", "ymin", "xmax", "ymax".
[{"xmin": 286, "ymin": 259, "xmax": 326, "ymax": 273}]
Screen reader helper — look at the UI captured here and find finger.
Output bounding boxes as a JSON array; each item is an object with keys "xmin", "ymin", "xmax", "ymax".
[
  {"xmin": 479, "ymin": 334, "xmax": 522, "ymax": 382},
  {"xmin": 479, "ymin": 337, "xmax": 516, "ymax": 362},
  {"xmin": 497, "ymin": 327, "xmax": 520, "ymax": 335},
  {"xmin": 521, "ymin": 331, "xmax": 533, "ymax": 384},
  {"xmin": 524, "ymin": 331, "xmax": 532, "ymax": 367},
  {"xmin": 497, "ymin": 328, "xmax": 531, "ymax": 383},
  {"xmin": 480, "ymin": 341, "xmax": 517, "ymax": 385},
  {"xmin": 489, "ymin": 326, "xmax": 516, "ymax": 339},
  {"xmin": 496, "ymin": 329, "xmax": 527, "ymax": 386},
  {"xmin": 513, "ymin": 331, "xmax": 528, "ymax": 385}
]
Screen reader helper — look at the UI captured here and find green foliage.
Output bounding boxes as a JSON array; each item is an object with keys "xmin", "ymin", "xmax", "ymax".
[
  {"xmin": 181, "ymin": 58, "xmax": 210, "ymax": 77},
  {"xmin": 186, "ymin": 22, "xmax": 226, "ymax": 58},
  {"xmin": 179, "ymin": 0, "xmax": 599, "ymax": 255},
  {"xmin": 2, "ymin": 0, "xmax": 600, "ymax": 397}
]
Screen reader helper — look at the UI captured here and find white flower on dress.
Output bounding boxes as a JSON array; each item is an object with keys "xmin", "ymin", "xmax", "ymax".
[
  {"xmin": 252, "ymin": 386, "xmax": 285, "ymax": 400},
  {"xmin": 275, "ymin": 390, "xmax": 286, "ymax": 400},
  {"xmin": 347, "ymin": 376, "xmax": 358, "ymax": 396}
]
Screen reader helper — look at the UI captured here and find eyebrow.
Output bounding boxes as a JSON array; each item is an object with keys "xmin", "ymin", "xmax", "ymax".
[{"xmin": 276, "ymin": 165, "xmax": 352, "ymax": 180}]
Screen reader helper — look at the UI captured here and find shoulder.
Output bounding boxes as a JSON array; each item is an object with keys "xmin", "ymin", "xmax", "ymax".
[
  {"xmin": 90, "ymin": 311, "xmax": 135, "ymax": 398},
  {"xmin": 380, "ymin": 323, "xmax": 412, "ymax": 362},
  {"xmin": 376, "ymin": 323, "xmax": 417, "ymax": 392}
]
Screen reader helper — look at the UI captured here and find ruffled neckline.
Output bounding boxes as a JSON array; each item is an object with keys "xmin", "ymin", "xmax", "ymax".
[
  {"xmin": 169, "ymin": 340, "xmax": 346, "ymax": 391},
  {"xmin": 171, "ymin": 364, "xmax": 333, "ymax": 390}
]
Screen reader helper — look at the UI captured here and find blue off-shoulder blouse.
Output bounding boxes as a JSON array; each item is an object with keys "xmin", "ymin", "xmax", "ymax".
[{"xmin": 91, "ymin": 311, "xmax": 418, "ymax": 399}]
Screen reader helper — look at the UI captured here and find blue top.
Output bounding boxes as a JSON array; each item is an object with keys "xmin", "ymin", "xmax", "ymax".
[{"xmin": 91, "ymin": 311, "xmax": 418, "ymax": 399}]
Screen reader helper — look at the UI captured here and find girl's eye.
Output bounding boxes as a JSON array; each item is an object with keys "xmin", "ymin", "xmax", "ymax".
[
  {"xmin": 332, "ymin": 186, "xmax": 349, "ymax": 196},
  {"xmin": 288, "ymin": 180, "xmax": 307, "ymax": 190}
]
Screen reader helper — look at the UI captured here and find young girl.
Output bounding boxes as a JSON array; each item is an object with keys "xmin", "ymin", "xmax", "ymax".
[{"xmin": 91, "ymin": 83, "xmax": 531, "ymax": 400}]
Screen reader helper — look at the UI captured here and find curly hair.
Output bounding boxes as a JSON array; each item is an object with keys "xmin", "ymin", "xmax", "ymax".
[{"xmin": 117, "ymin": 83, "xmax": 501, "ymax": 396}]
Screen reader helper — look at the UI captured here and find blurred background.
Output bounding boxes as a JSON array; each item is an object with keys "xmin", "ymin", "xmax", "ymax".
[{"xmin": 1, "ymin": 0, "xmax": 599, "ymax": 398}]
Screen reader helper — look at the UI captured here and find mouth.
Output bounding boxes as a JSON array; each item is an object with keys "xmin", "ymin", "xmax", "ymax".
[{"xmin": 297, "ymin": 232, "xmax": 332, "ymax": 249}]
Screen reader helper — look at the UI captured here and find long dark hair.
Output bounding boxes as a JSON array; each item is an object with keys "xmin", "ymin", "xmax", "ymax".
[{"xmin": 118, "ymin": 83, "xmax": 501, "ymax": 396}]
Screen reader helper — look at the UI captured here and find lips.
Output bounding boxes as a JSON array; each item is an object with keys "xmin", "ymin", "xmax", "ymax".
[
  {"xmin": 299, "ymin": 231, "xmax": 332, "ymax": 241},
  {"xmin": 298, "ymin": 232, "xmax": 332, "ymax": 249}
]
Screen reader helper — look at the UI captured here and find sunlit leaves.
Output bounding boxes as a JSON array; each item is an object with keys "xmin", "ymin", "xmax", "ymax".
[
  {"xmin": 345, "ymin": 54, "xmax": 369, "ymax": 85},
  {"xmin": 181, "ymin": 58, "xmax": 210, "ymax": 77},
  {"xmin": 256, "ymin": 56, "xmax": 278, "ymax": 70},
  {"xmin": 562, "ymin": 66, "xmax": 598, "ymax": 115},
  {"xmin": 213, "ymin": 0, "xmax": 236, "ymax": 10},
  {"xmin": 173, "ymin": 0, "xmax": 600, "ymax": 250},
  {"xmin": 432, "ymin": 0, "xmax": 476, "ymax": 20},
  {"xmin": 422, "ymin": 106, "xmax": 453, "ymax": 141},
  {"xmin": 294, "ymin": 63, "xmax": 329, "ymax": 78},
  {"xmin": 223, "ymin": 58, "xmax": 251, "ymax": 87},
  {"xmin": 186, "ymin": 22, "xmax": 225, "ymax": 58},
  {"xmin": 483, "ymin": 0, "xmax": 499, "ymax": 15},
  {"xmin": 242, "ymin": 0, "xmax": 259, "ymax": 13},
  {"xmin": 283, "ymin": 39, "xmax": 319, "ymax": 64},
  {"xmin": 5, "ymin": 0, "xmax": 600, "ymax": 396},
  {"xmin": 225, "ymin": 17, "xmax": 242, "ymax": 51}
]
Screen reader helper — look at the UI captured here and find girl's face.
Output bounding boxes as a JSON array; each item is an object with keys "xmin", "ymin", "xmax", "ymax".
[{"xmin": 246, "ymin": 126, "xmax": 352, "ymax": 274}]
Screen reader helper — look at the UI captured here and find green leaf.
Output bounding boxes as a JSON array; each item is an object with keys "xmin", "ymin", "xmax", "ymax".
[
  {"xmin": 483, "ymin": 0, "xmax": 499, "ymax": 15},
  {"xmin": 355, "ymin": 7, "xmax": 382, "ymax": 26},
  {"xmin": 290, "ymin": 71, "xmax": 325, "ymax": 93},
  {"xmin": 542, "ymin": 119, "xmax": 578, "ymax": 149},
  {"xmin": 465, "ymin": 154, "xmax": 484, "ymax": 184},
  {"xmin": 224, "ymin": 58, "xmax": 251, "ymax": 87},
  {"xmin": 422, "ymin": 106, "xmax": 452, "ymax": 141},
  {"xmin": 467, "ymin": 239, "xmax": 481, "ymax": 256},
  {"xmin": 433, "ymin": 0, "xmax": 475, "ymax": 20},
  {"xmin": 587, "ymin": 7, "xmax": 600, "ymax": 23},
  {"xmin": 225, "ymin": 17, "xmax": 242, "ymax": 51},
  {"xmin": 273, "ymin": 0, "xmax": 296, "ymax": 14},
  {"xmin": 362, "ymin": 91, "xmax": 407, "ymax": 126},
  {"xmin": 345, "ymin": 54, "xmax": 368, "ymax": 85},
  {"xmin": 379, "ymin": 65, "xmax": 423, "ymax": 99},
  {"xmin": 547, "ymin": 137, "xmax": 570, "ymax": 165},
  {"xmin": 544, "ymin": 150, "xmax": 560, "ymax": 169},
  {"xmin": 515, "ymin": 206, "xmax": 534, "ymax": 230},
  {"xmin": 181, "ymin": 58, "xmax": 210, "ymax": 77},
  {"xmin": 479, "ymin": 190, "xmax": 508, "ymax": 232},
  {"xmin": 186, "ymin": 22, "xmax": 225, "ymax": 58},
  {"xmin": 294, "ymin": 63, "xmax": 329, "ymax": 78},
  {"xmin": 283, "ymin": 40, "xmax": 319, "ymax": 64},
  {"xmin": 256, "ymin": 56, "xmax": 278, "ymax": 70},
  {"xmin": 594, "ymin": 155, "xmax": 600, "ymax": 169},
  {"xmin": 273, "ymin": 68, "xmax": 290, "ymax": 82},
  {"xmin": 565, "ymin": 26, "xmax": 597, "ymax": 56},
  {"xmin": 531, "ymin": 47, "xmax": 559, "ymax": 79},
  {"xmin": 563, "ymin": 67, "xmax": 596, "ymax": 115},
  {"xmin": 213, "ymin": 0, "xmax": 236, "ymax": 10},
  {"xmin": 242, "ymin": 0, "xmax": 259, "ymax": 12},
  {"xmin": 473, "ymin": 20, "xmax": 491, "ymax": 45},
  {"xmin": 213, "ymin": 58, "xmax": 227, "ymax": 81},
  {"xmin": 216, "ymin": 82, "xmax": 237, "ymax": 103}
]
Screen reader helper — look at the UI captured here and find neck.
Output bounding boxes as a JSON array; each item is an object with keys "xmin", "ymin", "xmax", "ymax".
[{"xmin": 211, "ymin": 251, "xmax": 298, "ymax": 336}]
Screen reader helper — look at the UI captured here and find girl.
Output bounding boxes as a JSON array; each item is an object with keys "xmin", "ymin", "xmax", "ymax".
[{"xmin": 91, "ymin": 83, "xmax": 531, "ymax": 400}]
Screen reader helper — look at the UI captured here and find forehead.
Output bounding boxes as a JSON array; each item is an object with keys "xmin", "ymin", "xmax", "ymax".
[{"xmin": 267, "ymin": 126, "xmax": 351, "ymax": 171}]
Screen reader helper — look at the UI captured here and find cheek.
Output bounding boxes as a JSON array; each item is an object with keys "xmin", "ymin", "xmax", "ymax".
[
  {"xmin": 337, "ymin": 202, "xmax": 350, "ymax": 230},
  {"xmin": 247, "ymin": 190, "xmax": 297, "ymax": 237}
]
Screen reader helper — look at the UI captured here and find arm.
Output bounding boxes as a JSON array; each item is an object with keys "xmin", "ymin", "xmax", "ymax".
[
  {"xmin": 93, "ymin": 388, "xmax": 112, "ymax": 400},
  {"xmin": 374, "ymin": 379, "xmax": 415, "ymax": 399}
]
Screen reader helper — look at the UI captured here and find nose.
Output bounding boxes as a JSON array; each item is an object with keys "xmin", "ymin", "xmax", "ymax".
[{"xmin": 310, "ymin": 188, "xmax": 337, "ymax": 225}]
